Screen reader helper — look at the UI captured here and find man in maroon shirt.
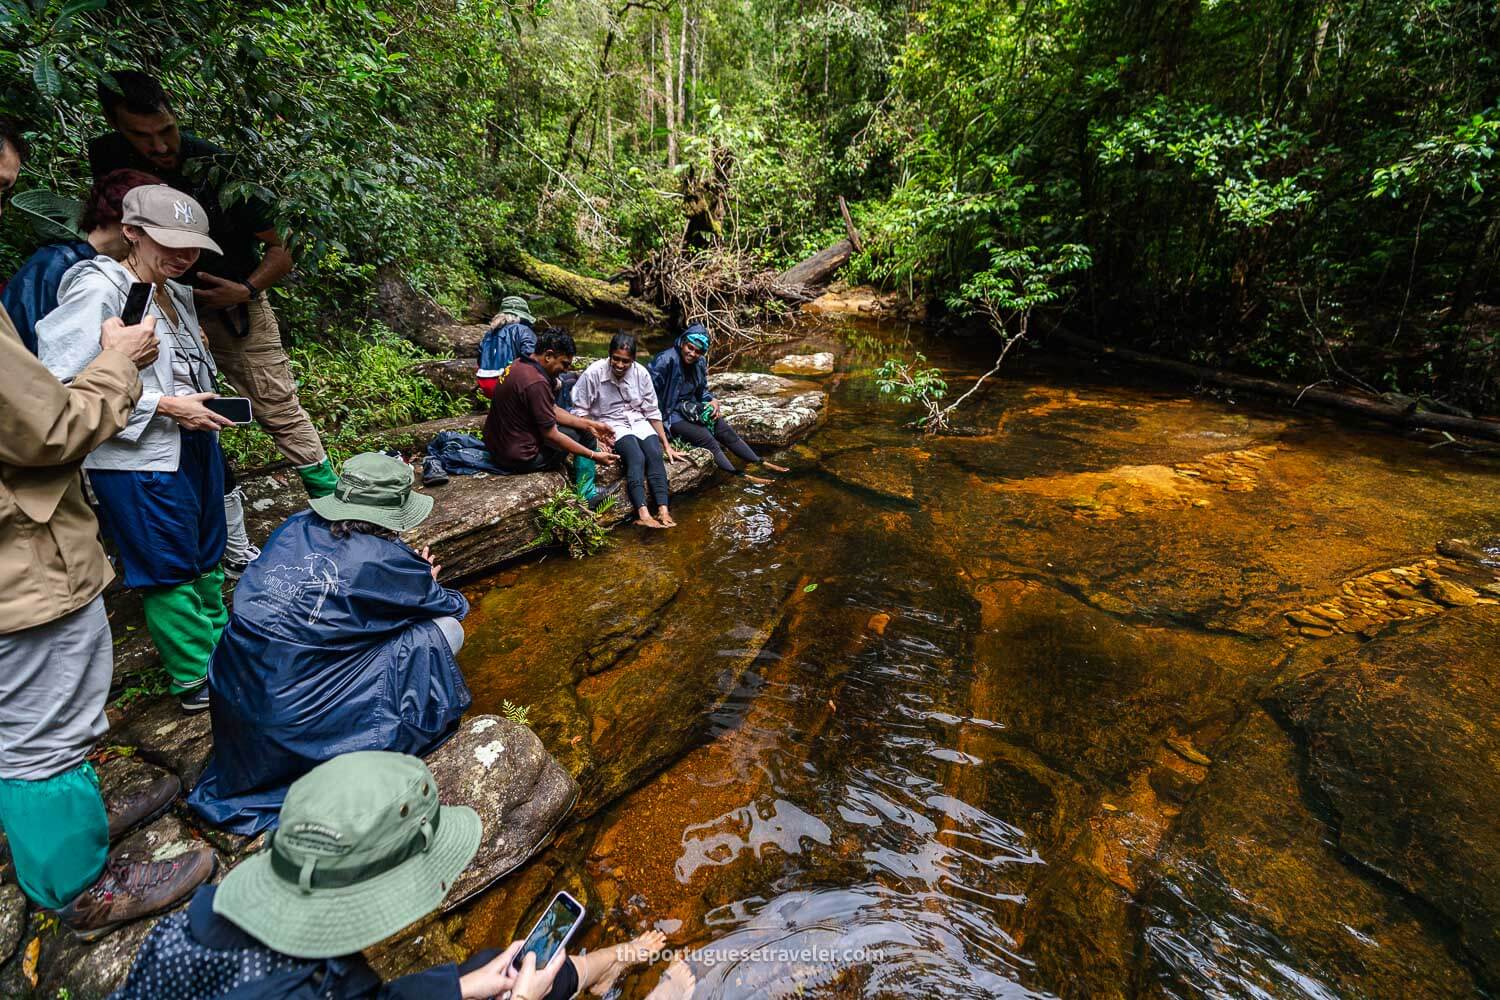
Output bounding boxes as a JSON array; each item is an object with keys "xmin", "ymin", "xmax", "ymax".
[{"xmin": 484, "ymin": 329, "xmax": 615, "ymax": 478}]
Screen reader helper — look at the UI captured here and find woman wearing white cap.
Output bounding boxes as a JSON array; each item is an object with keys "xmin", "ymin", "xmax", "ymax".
[{"xmin": 39, "ymin": 183, "xmax": 236, "ymax": 714}]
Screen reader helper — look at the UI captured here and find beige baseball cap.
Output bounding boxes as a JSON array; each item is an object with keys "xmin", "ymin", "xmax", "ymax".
[{"xmin": 121, "ymin": 184, "xmax": 222, "ymax": 254}]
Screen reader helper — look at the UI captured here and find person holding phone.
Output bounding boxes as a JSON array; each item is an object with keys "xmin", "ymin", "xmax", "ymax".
[
  {"xmin": 38, "ymin": 183, "xmax": 235, "ymax": 714},
  {"xmin": 89, "ymin": 71, "xmax": 336, "ymax": 500},
  {"xmin": 113, "ymin": 752, "xmax": 696, "ymax": 1000}
]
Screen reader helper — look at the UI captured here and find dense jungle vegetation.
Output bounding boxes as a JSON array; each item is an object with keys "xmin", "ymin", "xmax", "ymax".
[{"xmin": 2, "ymin": 0, "xmax": 1498, "ymax": 413}]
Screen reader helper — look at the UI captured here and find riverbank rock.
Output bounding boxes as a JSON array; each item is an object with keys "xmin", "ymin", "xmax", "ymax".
[
  {"xmin": 801, "ymin": 281, "xmax": 927, "ymax": 321},
  {"xmin": 770, "ymin": 351, "xmax": 834, "ymax": 377},
  {"xmin": 709, "ymin": 372, "xmax": 826, "ymax": 446},
  {"xmin": 429, "ymin": 717, "xmax": 580, "ymax": 909},
  {"xmin": 0, "ymin": 884, "xmax": 24, "ymax": 966},
  {"xmin": 1273, "ymin": 604, "xmax": 1500, "ymax": 987},
  {"xmin": 108, "ymin": 697, "xmax": 215, "ymax": 789}
]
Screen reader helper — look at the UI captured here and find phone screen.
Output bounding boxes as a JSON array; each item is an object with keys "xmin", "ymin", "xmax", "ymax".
[
  {"xmin": 121, "ymin": 282, "xmax": 153, "ymax": 326},
  {"xmin": 512, "ymin": 892, "xmax": 586, "ymax": 971},
  {"xmin": 204, "ymin": 397, "xmax": 254, "ymax": 424}
]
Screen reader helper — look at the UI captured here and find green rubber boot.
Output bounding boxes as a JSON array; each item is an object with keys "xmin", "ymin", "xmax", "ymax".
[
  {"xmin": 296, "ymin": 458, "xmax": 338, "ymax": 499},
  {"xmin": 572, "ymin": 455, "xmax": 598, "ymax": 501}
]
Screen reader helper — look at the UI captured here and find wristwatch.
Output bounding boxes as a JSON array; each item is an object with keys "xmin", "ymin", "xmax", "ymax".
[{"xmin": 241, "ymin": 279, "xmax": 262, "ymax": 301}]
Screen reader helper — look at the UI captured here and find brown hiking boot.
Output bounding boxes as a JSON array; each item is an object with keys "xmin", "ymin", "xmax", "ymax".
[
  {"xmin": 56, "ymin": 847, "xmax": 215, "ymax": 941},
  {"xmin": 103, "ymin": 768, "xmax": 182, "ymax": 842}
]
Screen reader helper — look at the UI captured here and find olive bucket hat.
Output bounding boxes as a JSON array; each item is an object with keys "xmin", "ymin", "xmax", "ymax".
[
  {"xmin": 499, "ymin": 294, "xmax": 535, "ymax": 325},
  {"xmin": 308, "ymin": 452, "xmax": 434, "ymax": 533},
  {"xmin": 213, "ymin": 752, "xmax": 482, "ymax": 959},
  {"xmin": 10, "ymin": 189, "xmax": 85, "ymax": 241}
]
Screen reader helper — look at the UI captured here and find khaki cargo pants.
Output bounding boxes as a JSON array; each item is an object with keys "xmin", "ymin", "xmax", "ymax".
[{"xmin": 200, "ymin": 298, "xmax": 326, "ymax": 468}]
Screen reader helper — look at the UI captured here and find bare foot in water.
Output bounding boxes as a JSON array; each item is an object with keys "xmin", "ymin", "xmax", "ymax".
[
  {"xmin": 745, "ymin": 474, "xmax": 774, "ymax": 485},
  {"xmin": 761, "ymin": 461, "xmax": 790, "ymax": 473},
  {"xmin": 644, "ymin": 959, "xmax": 696, "ymax": 999},
  {"xmin": 637, "ymin": 509, "xmax": 668, "ymax": 529},
  {"xmin": 657, "ymin": 508, "xmax": 677, "ymax": 528},
  {"xmin": 589, "ymin": 929, "xmax": 669, "ymax": 996}
]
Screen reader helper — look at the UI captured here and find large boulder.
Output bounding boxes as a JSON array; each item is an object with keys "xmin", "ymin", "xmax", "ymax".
[
  {"xmin": 709, "ymin": 372, "xmax": 826, "ymax": 447},
  {"xmin": 427, "ymin": 716, "xmax": 580, "ymax": 909},
  {"xmin": 769, "ymin": 351, "xmax": 834, "ymax": 376},
  {"xmin": 1274, "ymin": 605, "xmax": 1500, "ymax": 987}
]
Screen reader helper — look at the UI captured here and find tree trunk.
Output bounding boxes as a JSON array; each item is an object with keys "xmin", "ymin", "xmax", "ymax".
[
  {"xmin": 500, "ymin": 249, "xmax": 665, "ymax": 324},
  {"xmin": 1049, "ymin": 327, "xmax": 1500, "ymax": 442},
  {"xmin": 677, "ymin": 7, "xmax": 688, "ymax": 134},
  {"xmin": 778, "ymin": 239, "xmax": 853, "ymax": 290},
  {"xmin": 662, "ymin": 17, "xmax": 677, "ymax": 169}
]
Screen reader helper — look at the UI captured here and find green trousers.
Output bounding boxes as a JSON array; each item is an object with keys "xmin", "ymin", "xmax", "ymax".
[
  {"xmin": 0, "ymin": 763, "xmax": 107, "ymax": 908},
  {"xmin": 141, "ymin": 567, "xmax": 228, "ymax": 694},
  {"xmin": 296, "ymin": 458, "xmax": 338, "ymax": 499}
]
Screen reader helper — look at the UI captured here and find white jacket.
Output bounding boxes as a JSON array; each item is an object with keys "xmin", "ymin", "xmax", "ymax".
[{"xmin": 37, "ymin": 256, "xmax": 217, "ymax": 472}]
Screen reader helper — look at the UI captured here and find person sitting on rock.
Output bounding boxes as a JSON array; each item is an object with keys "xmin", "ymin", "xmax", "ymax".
[
  {"xmin": 482, "ymin": 327, "xmax": 616, "ymax": 502},
  {"xmin": 474, "ymin": 294, "xmax": 538, "ymax": 399},
  {"xmin": 648, "ymin": 323, "xmax": 789, "ymax": 484},
  {"xmin": 186, "ymin": 453, "xmax": 472, "ymax": 835},
  {"xmin": 116, "ymin": 751, "xmax": 697, "ymax": 1000},
  {"xmin": 572, "ymin": 332, "xmax": 686, "ymax": 528}
]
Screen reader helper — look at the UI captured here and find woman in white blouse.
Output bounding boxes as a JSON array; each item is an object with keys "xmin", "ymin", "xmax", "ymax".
[{"xmin": 570, "ymin": 332, "xmax": 685, "ymax": 528}]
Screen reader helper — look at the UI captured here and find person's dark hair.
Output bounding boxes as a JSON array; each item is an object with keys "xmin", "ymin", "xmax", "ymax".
[
  {"xmin": 0, "ymin": 116, "xmax": 29, "ymax": 163},
  {"xmin": 535, "ymin": 328, "xmax": 576, "ymax": 358},
  {"xmin": 98, "ymin": 71, "xmax": 171, "ymax": 118},
  {"xmin": 79, "ymin": 168, "xmax": 162, "ymax": 232},
  {"xmin": 323, "ymin": 516, "xmax": 399, "ymax": 541},
  {"xmin": 609, "ymin": 332, "xmax": 639, "ymax": 358}
]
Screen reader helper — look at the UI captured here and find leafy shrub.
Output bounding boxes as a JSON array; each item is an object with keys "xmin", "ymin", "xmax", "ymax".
[{"xmin": 533, "ymin": 489, "xmax": 615, "ymax": 559}]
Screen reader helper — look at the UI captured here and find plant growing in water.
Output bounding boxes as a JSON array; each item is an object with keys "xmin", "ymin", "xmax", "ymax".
[
  {"xmin": 875, "ymin": 354, "xmax": 949, "ymax": 430},
  {"xmin": 534, "ymin": 489, "xmax": 616, "ymax": 559},
  {"xmin": 878, "ymin": 243, "xmax": 1092, "ymax": 433}
]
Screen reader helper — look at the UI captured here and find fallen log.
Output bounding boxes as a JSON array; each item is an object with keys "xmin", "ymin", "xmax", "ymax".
[
  {"xmin": 1049, "ymin": 328, "xmax": 1500, "ymax": 443},
  {"xmin": 778, "ymin": 238, "xmax": 852, "ymax": 292},
  {"xmin": 500, "ymin": 248, "xmax": 663, "ymax": 324}
]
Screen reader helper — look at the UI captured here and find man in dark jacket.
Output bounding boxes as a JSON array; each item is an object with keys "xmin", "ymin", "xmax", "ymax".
[{"xmin": 647, "ymin": 324, "xmax": 788, "ymax": 482}]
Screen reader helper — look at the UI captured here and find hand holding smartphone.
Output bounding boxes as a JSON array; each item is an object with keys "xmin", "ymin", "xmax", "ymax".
[
  {"xmin": 204, "ymin": 396, "xmax": 254, "ymax": 425},
  {"xmin": 512, "ymin": 892, "xmax": 586, "ymax": 972},
  {"xmin": 121, "ymin": 281, "xmax": 153, "ymax": 326}
]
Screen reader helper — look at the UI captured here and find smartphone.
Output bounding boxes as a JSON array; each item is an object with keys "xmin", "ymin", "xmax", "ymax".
[
  {"xmin": 120, "ymin": 282, "xmax": 153, "ymax": 325},
  {"xmin": 511, "ymin": 891, "xmax": 587, "ymax": 972},
  {"xmin": 205, "ymin": 397, "xmax": 254, "ymax": 424}
]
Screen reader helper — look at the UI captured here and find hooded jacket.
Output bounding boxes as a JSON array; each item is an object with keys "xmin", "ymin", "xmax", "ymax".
[
  {"xmin": 647, "ymin": 332, "xmax": 714, "ymax": 426},
  {"xmin": 37, "ymin": 256, "xmax": 216, "ymax": 472},
  {"xmin": 0, "ymin": 240, "xmax": 94, "ymax": 355},
  {"xmin": 187, "ymin": 510, "xmax": 471, "ymax": 834},
  {"xmin": 0, "ymin": 302, "xmax": 141, "ymax": 634}
]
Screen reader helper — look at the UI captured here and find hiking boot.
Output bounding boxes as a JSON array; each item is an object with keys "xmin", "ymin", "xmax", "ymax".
[
  {"xmin": 56, "ymin": 847, "xmax": 215, "ymax": 941},
  {"xmin": 422, "ymin": 455, "xmax": 449, "ymax": 487},
  {"xmin": 178, "ymin": 687, "xmax": 211, "ymax": 713},
  {"xmin": 105, "ymin": 769, "xmax": 182, "ymax": 842}
]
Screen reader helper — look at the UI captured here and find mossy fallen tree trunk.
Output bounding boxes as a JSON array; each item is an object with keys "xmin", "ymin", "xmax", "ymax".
[
  {"xmin": 500, "ymin": 248, "xmax": 664, "ymax": 325},
  {"xmin": 778, "ymin": 238, "xmax": 852, "ymax": 291}
]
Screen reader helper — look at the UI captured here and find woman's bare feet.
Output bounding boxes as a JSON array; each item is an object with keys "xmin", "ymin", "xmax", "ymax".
[
  {"xmin": 637, "ymin": 508, "xmax": 668, "ymax": 529},
  {"xmin": 657, "ymin": 508, "xmax": 677, "ymax": 528},
  {"xmin": 588, "ymin": 929, "xmax": 669, "ymax": 996},
  {"xmin": 644, "ymin": 959, "xmax": 696, "ymax": 999},
  {"xmin": 744, "ymin": 473, "xmax": 774, "ymax": 485},
  {"xmin": 760, "ymin": 461, "xmax": 791, "ymax": 473}
]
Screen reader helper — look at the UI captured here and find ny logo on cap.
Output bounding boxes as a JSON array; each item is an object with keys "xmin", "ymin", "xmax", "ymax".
[{"xmin": 173, "ymin": 200, "xmax": 196, "ymax": 225}]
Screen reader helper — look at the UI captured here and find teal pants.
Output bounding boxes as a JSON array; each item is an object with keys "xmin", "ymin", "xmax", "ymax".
[{"xmin": 0, "ymin": 763, "xmax": 108, "ymax": 908}]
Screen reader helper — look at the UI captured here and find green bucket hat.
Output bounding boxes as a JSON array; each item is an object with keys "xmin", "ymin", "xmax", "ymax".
[
  {"xmin": 10, "ymin": 189, "xmax": 86, "ymax": 242},
  {"xmin": 308, "ymin": 452, "xmax": 434, "ymax": 533},
  {"xmin": 500, "ymin": 294, "xmax": 535, "ymax": 325},
  {"xmin": 214, "ymin": 752, "xmax": 482, "ymax": 959}
]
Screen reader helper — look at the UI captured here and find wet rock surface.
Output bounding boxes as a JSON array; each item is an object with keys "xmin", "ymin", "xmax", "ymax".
[
  {"xmin": 0, "ymin": 883, "xmax": 24, "ymax": 967},
  {"xmin": 769, "ymin": 351, "xmax": 834, "ymax": 376},
  {"xmin": 1275, "ymin": 605, "xmax": 1500, "ymax": 987},
  {"xmin": 801, "ymin": 281, "xmax": 927, "ymax": 321}
]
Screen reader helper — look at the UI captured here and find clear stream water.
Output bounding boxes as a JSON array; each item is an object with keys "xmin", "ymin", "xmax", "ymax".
[{"xmin": 451, "ymin": 318, "xmax": 1500, "ymax": 998}]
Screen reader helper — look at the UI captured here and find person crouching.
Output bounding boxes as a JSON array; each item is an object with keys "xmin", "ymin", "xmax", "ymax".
[{"xmin": 186, "ymin": 453, "xmax": 471, "ymax": 835}]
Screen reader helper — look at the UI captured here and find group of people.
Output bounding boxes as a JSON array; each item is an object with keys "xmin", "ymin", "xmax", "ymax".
[
  {"xmin": 0, "ymin": 69, "xmax": 708, "ymax": 998},
  {"xmin": 474, "ymin": 312, "xmax": 789, "ymax": 528}
]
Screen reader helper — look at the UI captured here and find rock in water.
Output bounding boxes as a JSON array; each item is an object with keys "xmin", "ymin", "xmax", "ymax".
[
  {"xmin": 1274, "ymin": 605, "xmax": 1500, "ymax": 986},
  {"xmin": 425, "ymin": 715, "xmax": 580, "ymax": 910},
  {"xmin": 770, "ymin": 352, "xmax": 834, "ymax": 377}
]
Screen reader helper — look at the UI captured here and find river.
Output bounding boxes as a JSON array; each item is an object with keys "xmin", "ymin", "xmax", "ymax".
[{"xmin": 444, "ymin": 317, "xmax": 1500, "ymax": 998}]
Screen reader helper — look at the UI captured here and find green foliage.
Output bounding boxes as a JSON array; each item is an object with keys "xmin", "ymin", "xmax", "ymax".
[
  {"xmin": 501, "ymin": 700, "xmax": 532, "ymax": 727},
  {"xmin": 533, "ymin": 488, "xmax": 614, "ymax": 559},
  {"xmin": 217, "ymin": 326, "xmax": 473, "ymax": 469},
  {"xmin": 875, "ymin": 352, "xmax": 948, "ymax": 429}
]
